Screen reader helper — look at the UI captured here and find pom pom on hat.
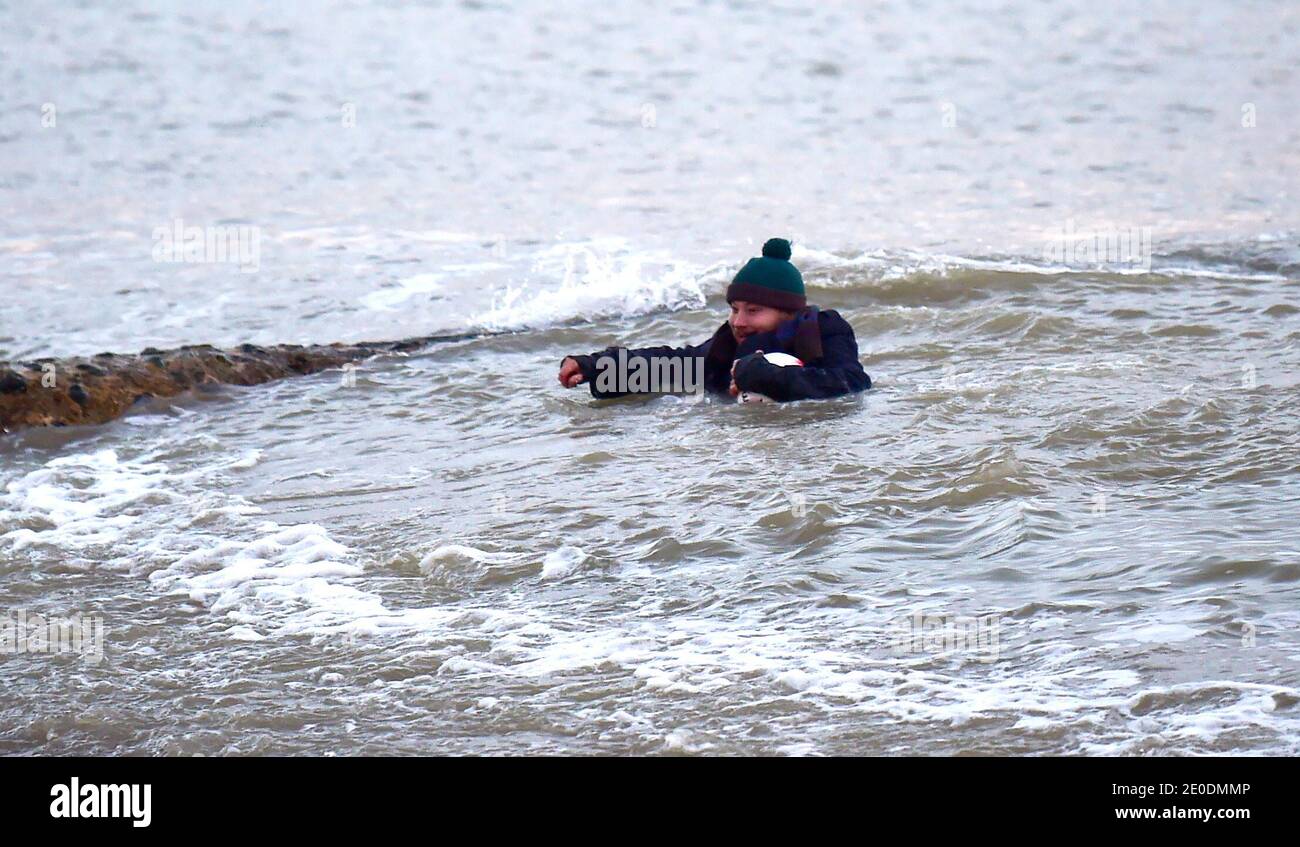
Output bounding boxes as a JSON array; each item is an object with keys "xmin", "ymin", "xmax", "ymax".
[{"xmin": 761, "ymin": 238, "xmax": 793, "ymax": 260}]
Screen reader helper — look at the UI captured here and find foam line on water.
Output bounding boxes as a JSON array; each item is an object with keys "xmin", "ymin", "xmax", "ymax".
[
  {"xmin": 7, "ymin": 446, "xmax": 1298, "ymax": 753},
  {"xmin": 0, "ymin": 449, "xmax": 181, "ymax": 554},
  {"xmin": 471, "ymin": 237, "xmax": 709, "ymax": 331},
  {"xmin": 798, "ymin": 246, "xmax": 1292, "ymax": 285}
]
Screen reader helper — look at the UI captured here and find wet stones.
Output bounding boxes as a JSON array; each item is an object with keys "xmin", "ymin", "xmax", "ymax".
[
  {"xmin": 0, "ymin": 370, "xmax": 28, "ymax": 394},
  {"xmin": 0, "ymin": 328, "xmax": 471, "ymax": 433}
]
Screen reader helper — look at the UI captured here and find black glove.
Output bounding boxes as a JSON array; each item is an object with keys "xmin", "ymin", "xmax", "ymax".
[
  {"xmin": 731, "ymin": 351, "xmax": 777, "ymax": 392},
  {"xmin": 561, "ymin": 354, "xmax": 598, "ymax": 383}
]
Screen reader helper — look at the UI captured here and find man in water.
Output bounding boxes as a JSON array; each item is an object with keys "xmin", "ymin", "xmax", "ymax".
[{"xmin": 557, "ymin": 238, "xmax": 871, "ymax": 401}]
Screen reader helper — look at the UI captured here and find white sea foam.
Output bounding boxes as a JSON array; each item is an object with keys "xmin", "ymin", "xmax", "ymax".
[
  {"xmin": 539, "ymin": 545, "xmax": 587, "ymax": 580},
  {"xmin": 0, "ymin": 449, "xmax": 180, "ymax": 553},
  {"xmin": 5, "ymin": 445, "xmax": 1295, "ymax": 754},
  {"xmin": 227, "ymin": 449, "xmax": 263, "ymax": 470},
  {"xmin": 419, "ymin": 544, "xmax": 526, "ymax": 569},
  {"xmin": 472, "ymin": 238, "xmax": 708, "ymax": 330},
  {"xmin": 796, "ymin": 245, "xmax": 1290, "ymax": 285},
  {"xmin": 1082, "ymin": 682, "xmax": 1300, "ymax": 755},
  {"xmin": 148, "ymin": 523, "xmax": 375, "ymax": 639}
]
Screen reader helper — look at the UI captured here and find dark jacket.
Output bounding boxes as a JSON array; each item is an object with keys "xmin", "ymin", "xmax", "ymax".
[{"xmin": 566, "ymin": 306, "xmax": 871, "ymax": 402}]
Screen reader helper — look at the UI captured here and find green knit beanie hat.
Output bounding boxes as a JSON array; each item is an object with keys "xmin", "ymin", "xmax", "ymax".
[{"xmin": 726, "ymin": 238, "xmax": 806, "ymax": 311}]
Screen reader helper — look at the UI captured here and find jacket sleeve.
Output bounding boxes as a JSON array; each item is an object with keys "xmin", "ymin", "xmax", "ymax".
[
  {"xmin": 564, "ymin": 341, "xmax": 708, "ymax": 399},
  {"xmin": 731, "ymin": 326, "xmax": 870, "ymax": 401}
]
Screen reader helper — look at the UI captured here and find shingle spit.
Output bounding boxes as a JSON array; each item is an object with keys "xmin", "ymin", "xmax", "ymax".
[{"xmin": 1, "ymin": 332, "xmax": 478, "ymax": 433}]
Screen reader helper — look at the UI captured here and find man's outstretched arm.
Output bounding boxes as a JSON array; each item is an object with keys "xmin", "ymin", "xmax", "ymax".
[{"xmin": 558, "ymin": 342, "xmax": 709, "ymax": 398}]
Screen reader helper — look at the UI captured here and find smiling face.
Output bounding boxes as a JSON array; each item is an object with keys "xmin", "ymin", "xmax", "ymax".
[{"xmin": 728, "ymin": 300, "xmax": 794, "ymax": 343}]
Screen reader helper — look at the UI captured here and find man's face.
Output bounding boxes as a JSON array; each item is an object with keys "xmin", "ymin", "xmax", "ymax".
[{"xmin": 729, "ymin": 300, "xmax": 792, "ymax": 343}]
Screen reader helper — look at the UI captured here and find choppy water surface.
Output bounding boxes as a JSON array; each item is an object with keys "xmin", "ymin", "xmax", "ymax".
[{"xmin": 2, "ymin": 0, "xmax": 1299, "ymax": 755}]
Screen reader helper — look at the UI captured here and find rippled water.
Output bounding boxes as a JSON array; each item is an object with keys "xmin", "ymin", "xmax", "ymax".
[{"xmin": 2, "ymin": 1, "xmax": 1299, "ymax": 755}]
